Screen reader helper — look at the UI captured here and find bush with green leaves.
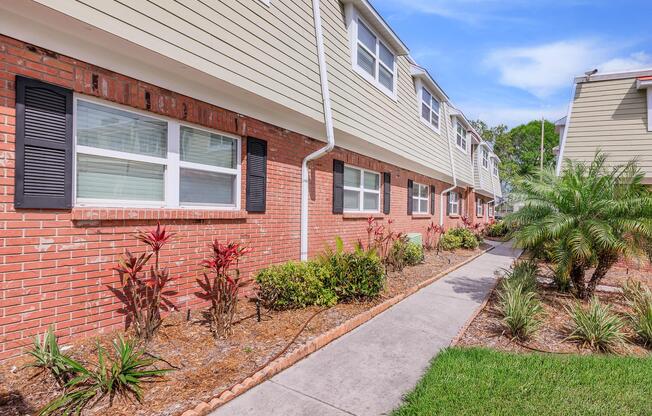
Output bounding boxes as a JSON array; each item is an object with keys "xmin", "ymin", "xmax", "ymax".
[
  {"xmin": 390, "ymin": 239, "xmax": 424, "ymax": 267},
  {"xmin": 255, "ymin": 261, "xmax": 337, "ymax": 310},
  {"xmin": 322, "ymin": 244, "xmax": 386, "ymax": 301},
  {"xmin": 38, "ymin": 336, "xmax": 171, "ymax": 415},
  {"xmin": 568, "ymin": 297, "xmax": 625, "ymax": 352},
  {"xmin": 622, "ymin": 279, "xmax": 652, "ymax": 347},
  {"xmin": 485, "ymin": 220, "xmax": 509, "ymax": 238},
  {"xmin": 497, "ymin": 278, "xmax": 543, "ymax": 340},
  {"xmin": 439, "ymin": 233, "xmax": 463, "ymax": 251},
  {"xmin": 25, "ymin": 327, "xmax": 75, "ymax": 388},
  {"xmin": 445, "ymin": 227, "xmax": 479, "ymax": 250}
]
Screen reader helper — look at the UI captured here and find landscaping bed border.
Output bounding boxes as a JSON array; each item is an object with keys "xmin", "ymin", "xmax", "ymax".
[{"xmin": 178, "ymin": 244, "xmax": 497, "ymax": 416}]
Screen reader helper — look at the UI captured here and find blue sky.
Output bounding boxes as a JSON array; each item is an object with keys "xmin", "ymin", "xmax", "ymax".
[{"xmin": 372, "ymin": 0, "xmax": 652, "ymax": 127}]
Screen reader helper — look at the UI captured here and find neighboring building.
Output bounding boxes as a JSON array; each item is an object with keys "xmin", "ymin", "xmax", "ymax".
[
  {"xmin": 0, "ymin": 0, "xmax": 501, "ymax": 359},
  {"xmin": 556, "ymin": 68, "xmax": 652, "ymax": 181}
]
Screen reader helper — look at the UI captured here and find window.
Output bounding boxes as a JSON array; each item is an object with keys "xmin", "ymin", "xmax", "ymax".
[
  {"xmin": 492, "ymin": 159, "xmax": 499, "ymax": 177},
  {"xmin": 343, "ymin": 165, "xmax": 380, "ymax": 212},
  {"xmin": 354, "ymin": 18, "xmax": 396, "ymax": 96},
  {"xmin": 420, "ymin": 87, "xmax": 440, "ymax": 131},
  {"xmin": 74, "ymin": 98, "xmax": 240, "ymax": 209},
  {"xmin": 455, "ymin": 122, "xmax": 467, "ymax": 152},
  {"xmin": 476, "ymin": 197, "xmax": 484, "ymax": 216},
  {"xmin": 448, "ymin": 191, "xmax": 460, "ymax": 216},
  {"xmin": 412, "ymin": 182, "xmax": 429, "ymax": 214},
  {"xmin": 488, "ymin": 202, "xmax": 495, "ymax": 217},
  {"xmin": 481, "ymin": 148, "xmax": 489, "ymax": 169}
]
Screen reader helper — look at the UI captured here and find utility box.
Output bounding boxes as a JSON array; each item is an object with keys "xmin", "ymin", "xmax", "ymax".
[{"xmin": 406, "ymin": 233, "xmax": 422, "ymax": 245}]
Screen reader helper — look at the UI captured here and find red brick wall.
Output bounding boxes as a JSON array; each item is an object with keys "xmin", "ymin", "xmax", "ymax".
[{"xmin": 0, "ymin": 35, "xmax": 487, "ymax": 360}]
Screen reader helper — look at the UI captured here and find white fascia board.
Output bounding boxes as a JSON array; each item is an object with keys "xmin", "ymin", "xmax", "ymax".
[
  {"xmin": 409, "ymin": 65, "xmax": 449, "ymax": 101},
  {"xmin": 636, "ymin": 79, "xmax": 652, "ymax": 89},
  {"xmin": 574, "ymin": 68, "xmax": 652, "ymax": 83},
  {"xmin": 341, "ymin": 0, "xmax": 409, "ymax": 55}
]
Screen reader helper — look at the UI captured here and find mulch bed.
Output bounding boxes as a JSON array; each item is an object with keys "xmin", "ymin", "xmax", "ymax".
[
  {"xmin": 457, "ymin": 263, "xmax": 652, "ymax": 357},
  {"xmin": 0, "ymin": 245, "xmax": 488, "ymax": 416}
]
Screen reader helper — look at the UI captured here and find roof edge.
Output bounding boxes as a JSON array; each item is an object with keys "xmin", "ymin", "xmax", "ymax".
[
  {"xmin": 574, "ymin": 67, "xmax": 652, "ymax": 84},
  {"xmin": 341, "ymin": 0, "xmax": 409, "ymax": 55}
]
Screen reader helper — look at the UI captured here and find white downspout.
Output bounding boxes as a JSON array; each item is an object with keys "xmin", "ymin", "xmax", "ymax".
[
  {"xmin": 440, "ymin": 105, "xmax": 458, "ymax": 226},
  {"xmin": 301, "ymin": 0, "xmax": 335, "ymax": 261}
]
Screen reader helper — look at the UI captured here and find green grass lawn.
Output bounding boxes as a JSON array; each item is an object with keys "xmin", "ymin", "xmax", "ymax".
[{"xmin": 393, "ymin": 347, "xmax": 652, "ymax": 416}]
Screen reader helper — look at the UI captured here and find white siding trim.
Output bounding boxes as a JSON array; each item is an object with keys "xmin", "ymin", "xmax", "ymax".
[
  {"xmin": 556, "ymin": 82, "xmax": 578, "ymax": 175},
  {"xmin": 647, "ymin": 88, "xmax": 652, "ymax": 132}
]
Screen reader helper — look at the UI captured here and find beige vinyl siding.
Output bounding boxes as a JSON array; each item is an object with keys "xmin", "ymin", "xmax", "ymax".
[
  {"xmin": 33, "ymin": 0, "xmax": 458, "ymax": 179},
  {"xmin": 474, "ymin": 147, "xmax": 493, "ymax": 195},
  {"xmin": 445, "ymin": 115, "xmax": 473, "ymax": 186},
  {"xmin": 564, "ymin": 78, "xmax": 652, "ymax": 177}
]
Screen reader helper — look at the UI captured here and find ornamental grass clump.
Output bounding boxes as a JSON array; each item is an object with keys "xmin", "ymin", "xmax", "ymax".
[
  {"xmin": 568, "ymin": 297, "xmax": 625, "ymax": 352},
  {"xmin": 38, "ymin": 337, "xmax": 170, "ymax": 416},
  {"xmin": 197, "ymin": 240, "xmax": 251, "ymax": 338},
  {"xmin": 25, "ymin": 327, "xmax": 74, "ymax": 388},
  {"xmin": 622, "ymin": 279, "xmax": 652, "ymax": 347},
  {"xmin": 497, "ymin": 278, "xmax": 543, "ymax": 340},
  {"xmin": 113, "ymin": 223, "xmax": 177, "ymax": 341},
  {"xmin": 505, "ymin": 259, "xmax": 538, "ymax": 293}
]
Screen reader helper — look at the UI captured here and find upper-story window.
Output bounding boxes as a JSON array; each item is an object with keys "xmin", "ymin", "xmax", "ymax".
[
  {"xmin": 354, "ymin": 18, "xmax": 396, "ymax": 97},
  {"xmin": 492, "ymin": 159, "xmax": 499, "ymax": 177},
  {"xmin": 420, "ymin": 87, "xmax": 440, "ymax": 131},
  {"xmin": 481, "ymin": 148, "xmax": 489, "ymax": 169},
  {"xmin": 455, "ymin": 122, "xmax": 467, "ymax": 152},
  {"xmin": 412, "ymin": 182, "xmax": 430, "ymax": 214},
  {"xmin": 75, "ymin": 98, "xmax": 240, "ymax": 209},
  {"xmin": 343, "ymin": 165, "xmax": 381, "ymax": 212}
]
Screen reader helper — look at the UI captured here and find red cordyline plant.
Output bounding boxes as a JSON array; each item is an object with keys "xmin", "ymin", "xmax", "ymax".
[
  {"xmin": 365, "ymin": 217, "xmax": 407, "ymax": 271},
  {"xmin": 113, "ymin": 223, "xmax": 177, "ymax": 341},
  {"xmin": 197, "ymin": 240, "xmax": 251, "ymax": 338},
  {"xmin": 461, "ymin": 215, "xmax": 484, "ymax": 237},
  {"xmin": 424, "ymin": 222, "xmax": 445, "ymax": 251}
]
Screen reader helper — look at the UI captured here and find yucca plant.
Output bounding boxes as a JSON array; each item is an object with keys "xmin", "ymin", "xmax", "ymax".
[
  {"xmin": 39, "ymin": 337, "xmax": 171, "ymax": 415},
  {"xmin": 503, "ymin": 260, "xmax": 538, "ymax": 293},
  {"xmin": 497, "ymin": 279, "xmax": 543, "ymax": 340},
  {"xmin": 567, "ymin": 297, "xmax": 625, "ymax": 352},
  {"xmin": 507, "ymin": 152, "xmax": 652, "ymax": 299},
  {"xmin": 25, "ymin": 326, "xmax": 74, "ymax": 388},
  {"xmin": 622, "ymin": 279, "xmax": 652, "ymax": 347}
]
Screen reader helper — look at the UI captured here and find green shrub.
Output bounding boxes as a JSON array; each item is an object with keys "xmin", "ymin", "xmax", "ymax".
[
  {"xmin": 568, "ymin": 297, "xmax": 625, "ymax": 352},
  {"xmin": 485, "ymin": 220, "xmax": 509, "ymax": 238},
  {"xmin": 622, "ymin": 280, "xmax": 652, "ymax": 346},
  {"xmin": 497, "ymin": 279, "xmax": 543, "ymax": 340},
  {"xmin": 504, "ymin": 260, "xmax": 538, "ymax": 293},
  {"xmin": 255, "ymin": 261, "xmax": 337, "ymax": 310},
  {"xmin": 439, "ymin": 233, "xmax": 463, "ymax": 251},
  {"xmin": 447, "ymin": 228, "xmax": 479, "ymax": 249},
  {"xmin": 25, "ymin": 326, "xmax": 74, "ymax": 388},
  {"xmin": 403, "ymin": 242, "xmax": 424, "ymax": 266},
  {"xmin": 322, "ymin": 246, "xmax": 386, "ymax": 301}
]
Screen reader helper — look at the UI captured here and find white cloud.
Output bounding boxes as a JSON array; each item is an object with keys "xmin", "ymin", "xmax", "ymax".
[{"xmin": 484, "ymin": 40, "xmax": 652, "ymax": 98}]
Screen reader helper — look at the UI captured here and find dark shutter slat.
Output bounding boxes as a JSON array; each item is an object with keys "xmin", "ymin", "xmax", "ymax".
[
  {"xmin": 15, "ymin": 76, "xmax": 73, "ymax": 209},
  {"xmin": 430, "ymin": 185, "xmax": 436, "ymax": 215},
  {"xmin": 383, "ymin": 172, "xmax": 391, "ymax": 214},
  {"xmin": 407, "ymin": 179, "xmax": 413, "ymax": 215},
  {"xmin": 446, "ymin": 192, "xmax": 451, "ymax": 216},
  {"xmin": 332, "ymin": 159, "xmax": 344, "ymax": 214},
  {"xmin": 246, "ymin": 137, "xmax": 267, "ymax": 212}
]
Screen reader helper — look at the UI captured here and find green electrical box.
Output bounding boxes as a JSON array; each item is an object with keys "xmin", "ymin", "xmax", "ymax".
[{"xmin": 406, "ymin": 233, "xmax": 422, "ymax": 245}]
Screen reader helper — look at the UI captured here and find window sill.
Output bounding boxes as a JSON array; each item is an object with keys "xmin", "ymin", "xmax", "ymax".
[
  {"xmin": 411, "ymin": 213, "xmax": 432, "ymax": 219},
  {"xmin": 342, "ymin": 212, "xmax": 384, "ymax": 219},
  {"xmin": 448, "ymin": 214, "xmax": 460, "ymax": 218},
  {"xmin": 71, "ymin": 208, "xmax": 248, "ymax": 221}
]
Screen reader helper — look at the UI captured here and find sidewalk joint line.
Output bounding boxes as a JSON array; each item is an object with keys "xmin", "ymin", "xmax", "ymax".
[{"xmin": 269, "ymin": 379, "xmax": 358, "ymax": 416}]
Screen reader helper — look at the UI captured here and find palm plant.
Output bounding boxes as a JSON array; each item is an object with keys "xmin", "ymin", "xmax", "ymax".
[{"xmin": 507, "ymin": 153, "xmax": 652, "ymax": 299}]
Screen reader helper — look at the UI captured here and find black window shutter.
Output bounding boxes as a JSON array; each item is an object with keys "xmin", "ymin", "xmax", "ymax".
[
  {"xmin": 430, "ymin": 185, "xmax": 436, "ymax": 215},
  {"xmin": 407, "ymin": 179, "xmax": 413, "ymax": 215},
  {"xmin": 15, "ymin": 76, "xmax": 73, "ymax": 209},
  {"xmin": 446, "ymin": 192, "xmax": 451, "ymax": 216},
  {"xmin": 383, "ymin": 172, "xmax": 391, "ymax": 214},
  {"xmin": 246, "ymin": 137, "xmax": 267, "ymax": 212},
  {"xmin": 332, "ymin": 159, "xmax": 344, "ymax": 214}
]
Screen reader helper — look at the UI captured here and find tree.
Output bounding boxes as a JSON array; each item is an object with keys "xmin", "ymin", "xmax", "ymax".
[
  {"xmin": 507, "ymin": 153, "xmax": 652, "ymax": 299},
  {"xmin": 470, "ymin": 119, "xmax": 507, "ymax": 146}
]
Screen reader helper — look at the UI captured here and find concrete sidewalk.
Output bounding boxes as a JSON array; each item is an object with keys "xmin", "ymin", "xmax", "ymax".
[{"xmin": 211, "ymin": 241, "xmax": 520, "ymax": 416}]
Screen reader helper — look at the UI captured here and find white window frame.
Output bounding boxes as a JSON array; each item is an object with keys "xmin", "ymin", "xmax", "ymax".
[
  {"xmin": 448, "ymin": 191, "xmax": 460, "ymax": 216},
  {"xmin": 455, "ymin": 120, "xmax": 468, "ymax": 153},
  {"xmin": 343, "ymin": 165, "xmax": 381, "ymax": 213},
  {"xmin": 72, "ymin": 95, "xmax": 241, "ymax": 210},
  {"xmin": 348, "ymin": 10, "xmax": 397, "ymax": 99},
  {"xmin": 492, "ymin": 158, "xmax": 499, "ymax": 177},
  {"xmin": 488, "ymin": 201, "xmax": 495, "ymax": 217},
  {"xmin": 481, "ymin": 148, "xmax": 489, "ymax": 169},
  {"xmin": 476, "ymin": 197, "xmax": 484, "ymax": 216},
  {"xmin": 412, "ymin": 182, "xmax": 430, "ymax": 214},
  {"xmin": 418, "ymin": 84, "xmax": 441, "ymax": 134}
]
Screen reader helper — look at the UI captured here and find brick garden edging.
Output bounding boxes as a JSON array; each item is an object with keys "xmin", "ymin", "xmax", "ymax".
[{"xmin": 179, "ymin": 245, "xmax": 497, "ymax": 416}]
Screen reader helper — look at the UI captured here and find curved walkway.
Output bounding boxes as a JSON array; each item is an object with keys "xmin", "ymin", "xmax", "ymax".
[{"xmin": 211, "ymin": 241, "xmax": 521, "ymax": 416}]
